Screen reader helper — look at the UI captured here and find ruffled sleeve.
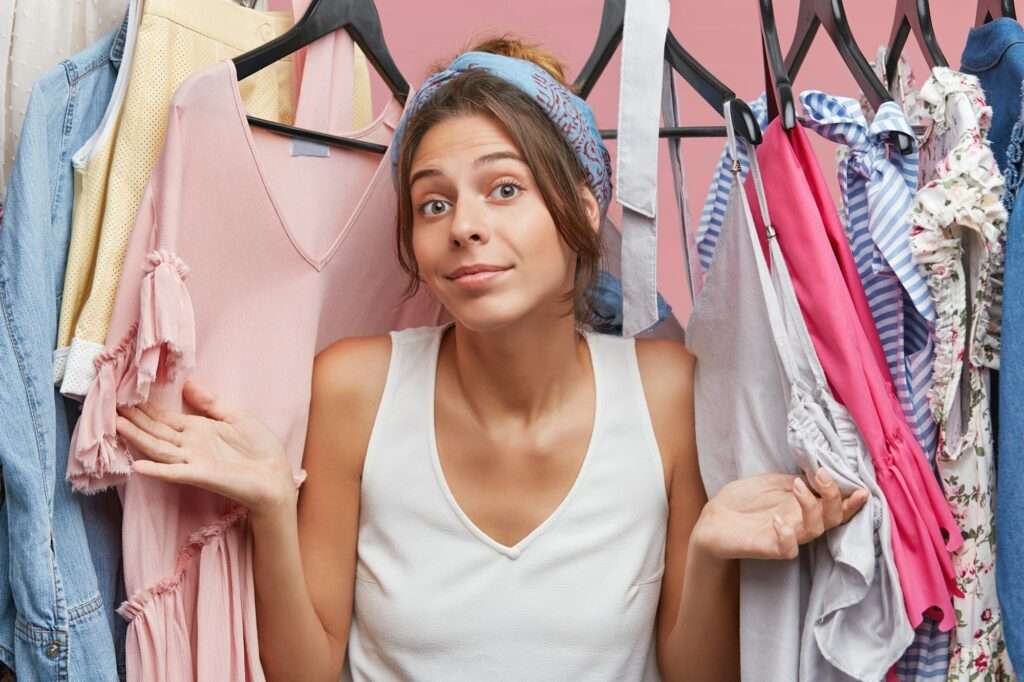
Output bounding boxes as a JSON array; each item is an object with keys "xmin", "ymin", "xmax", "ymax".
[
  {"xmin": 135, "ymin": 250, "xmax": 195, "ymax": 395},
  {"xmin": 66, "ymin": 98, "xmax": 199, "ymax": 493},
  {"xmin": 909, "ymin": 107, "xmax": 1007, "ymax": 425},
  {"xmin": 67, "ymin": 248, "xmax": 196, "ymax": 494}
]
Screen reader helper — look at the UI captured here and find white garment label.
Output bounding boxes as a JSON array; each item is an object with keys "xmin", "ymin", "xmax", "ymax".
[{"xmin": 291, "ymin": 138, "xmax": 330, "ymax": 158}]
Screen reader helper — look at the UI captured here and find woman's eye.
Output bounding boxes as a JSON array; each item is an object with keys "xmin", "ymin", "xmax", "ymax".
[
  {"xmin": 492, "ymin": 182, "xmax": 522, "ymax": 200},
  {"xmin": 421, "ymin": 199, "xmax": 449, "ymax": 217}
]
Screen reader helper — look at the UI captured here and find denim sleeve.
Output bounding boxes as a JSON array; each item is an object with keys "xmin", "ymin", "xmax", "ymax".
[
  {"xmin": 997, "ymin": 183, "xmax": 1024, "ymax": 673},
  {"xmin": 0, "ymin": 69, "xmax": 125, "ymax": 679},
  {"xmin": 0, "ymin": 75, "xmax": 72, "ymax": 672}
]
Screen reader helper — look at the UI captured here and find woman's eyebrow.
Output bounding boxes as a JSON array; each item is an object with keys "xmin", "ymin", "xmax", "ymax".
[
  {"xmin": 474, "ymin": 151, "xmax": 525, "ymax": 167},
  {"xmin": 410, "ymin": 151, "xmax": 525, "ymax": 188},
  {"xmin": 410, "ymin": 167, "xmax": 441, "ymax": 187}
]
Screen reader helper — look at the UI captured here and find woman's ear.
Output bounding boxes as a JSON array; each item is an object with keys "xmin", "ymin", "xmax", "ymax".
[{"xmin": 580, "ymin": 184, "xmax": 601, "ymax": 234}]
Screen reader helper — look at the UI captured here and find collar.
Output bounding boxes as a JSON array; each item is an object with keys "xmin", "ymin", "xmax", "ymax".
[
  {"xmin": 961, "ymin": 17, "xmax": 1024, "ymax": 71},
  {"xmin": 109, "ymin": 12, "xmax": 129, "ymax": 68}
]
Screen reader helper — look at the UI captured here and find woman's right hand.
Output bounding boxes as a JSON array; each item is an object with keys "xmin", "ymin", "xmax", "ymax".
[
  {"xmin": 692, "ymin": 468, "xmax": 869, "ymax": 562},
  {"xmin": 115, "ymin": 380, "xmax": 298, "ymax": 520}
]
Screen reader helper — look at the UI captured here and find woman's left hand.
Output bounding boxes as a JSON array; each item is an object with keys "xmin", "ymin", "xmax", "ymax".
[
  {"xmin": 692, "ymin": 468, "xmax": 869, "ymax": 561},
  {"xmin": 113, "ymin": 380, "xmax": 297, "ymax": 517}
]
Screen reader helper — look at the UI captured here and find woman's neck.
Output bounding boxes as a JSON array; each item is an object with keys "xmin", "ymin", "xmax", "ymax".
[{"xmin": 443, "ymin": 312, "xmax": 590, "ymax": 426}]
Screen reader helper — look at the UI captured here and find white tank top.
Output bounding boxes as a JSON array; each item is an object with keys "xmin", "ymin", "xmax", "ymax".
[{"xmin": 344, "ymin": 324, "xmax": 668, "ymax": 681}]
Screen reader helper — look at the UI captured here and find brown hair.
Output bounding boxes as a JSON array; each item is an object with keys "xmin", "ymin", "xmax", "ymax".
[{"xmin": 395, "ymin": 36, "xmax": 603, "ymax": 324}]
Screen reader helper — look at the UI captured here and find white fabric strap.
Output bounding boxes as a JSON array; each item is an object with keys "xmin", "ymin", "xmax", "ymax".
[
  {"xmin": 618, "ymin": 0, "xmax": 670, "ymax": 336},
  {"xmin": 724, "ymin": 101, "xmax": 796, "ymax": 382}
]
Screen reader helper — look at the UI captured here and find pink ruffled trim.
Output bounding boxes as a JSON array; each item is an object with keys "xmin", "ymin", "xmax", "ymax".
[
  {"xmin": 117, "ymin": 506, "xmax": 249, "ymax": 621},
  {"xmin": 66, "ymin": 250, "xmax": 196, "ymax": 494},
  {"xmin": 66, "ymin": 323, "xmax": 142, "ymax": 493},
  {"xmin": 136, "ymin": 250, "xmax": 196, "ymax": 397},
  {"xmin": 116, "ymin": 472, "xmax": 307, "ymax": 621}
]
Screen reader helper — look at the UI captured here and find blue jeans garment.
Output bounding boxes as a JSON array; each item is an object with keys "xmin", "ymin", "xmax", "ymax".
[
  {"xmin": 997, "ymin": 142, "xmax": 1024, "ymax": 675},
  {"xmin": 590, "ymin": 271, "xmax": 672, "ymax": 336},
  {"xmin": 0, "ymin": 23, "xmax": 126, "ymax": 681},
  {"xmin": 961, "ymin": 18, "xmax": 1024, "ymax": 173},
  {"xmin": 962, "ymin": 18, "xmax": 1024, "ymax": 673}
]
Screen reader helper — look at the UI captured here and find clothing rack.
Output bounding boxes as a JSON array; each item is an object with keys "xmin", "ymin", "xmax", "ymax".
[
  {"xmin": 601, "ymin": 126, "xmax": 727, "ymax": 139},
  {"xmin": 3, "ymin": 1, "xmax": 1024, "ymax": 681}
]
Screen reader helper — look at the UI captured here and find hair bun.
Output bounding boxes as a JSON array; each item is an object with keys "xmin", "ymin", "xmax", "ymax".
[{"xmin": 467, "ymin": 36, "xmax": 572, "ymax": 89}]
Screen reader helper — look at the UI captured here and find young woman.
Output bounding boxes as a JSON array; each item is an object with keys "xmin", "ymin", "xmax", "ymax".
[{"xmin": 114, "ymin": 39, "xmax": 868, "ymax": 681}]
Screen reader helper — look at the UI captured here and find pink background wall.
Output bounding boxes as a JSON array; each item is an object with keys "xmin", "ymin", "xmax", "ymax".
[{"xmin": 275, "ymin": 0, "xmax": 980, "ymax": 321}]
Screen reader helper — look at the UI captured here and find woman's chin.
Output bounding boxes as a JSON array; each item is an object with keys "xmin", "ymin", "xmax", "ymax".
[{"xmin": 442, "ymin": 298, "xmax": 529, "ymax": 334}]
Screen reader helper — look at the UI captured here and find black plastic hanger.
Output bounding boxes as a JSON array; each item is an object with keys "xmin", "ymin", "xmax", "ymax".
[
  {"xmin": 783, "ymin": 0, "xmax": 913, "ymax": 152},
  {"xmin": 576, "ymin": 0, "xmax": 762, "ymax": 144},
  {"xmin": 232, "ymin": 0, "xmax": 409, "ymax": 153},
  {"xmin": 574, "ymin": 0, "xmax": 624, "ymax": 99},
  {"xmin": 759, "ymin": 0, "xmax": 797, "ymax": 129},
  {"xmin": 976, "ymin": 0, "xmax": 1017, "ymax": 24},
  {"xmin": 885, "ymin": 0, "xmax": 947, "ymax": 89}
]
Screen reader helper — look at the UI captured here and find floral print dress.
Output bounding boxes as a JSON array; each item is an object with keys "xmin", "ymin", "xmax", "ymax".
[{"xmin": 906, "ymin": 68, "xmax": 1012, "ymax": 682}]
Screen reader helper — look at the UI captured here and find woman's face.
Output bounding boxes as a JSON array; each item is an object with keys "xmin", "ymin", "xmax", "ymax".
[{"xmin": 408, "ymin": 113, "xmax": 598, "ymax": 332}]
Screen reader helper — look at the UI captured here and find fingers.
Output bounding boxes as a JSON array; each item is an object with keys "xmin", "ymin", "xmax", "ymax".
[
  {"xmin": 792, "ymin": 476, "xmax": 825, "ymax": 541},
  {"xmin": 116, "ymin": 415, "xmax": 186, "ymax": 464},
  {"xmin": 130, "ymin": 459, "xmax": 195, "ymax": 484},
  {"xmin": 810, "ymin": 468, "xmax": 844, "ymax": 529},
  {"xmin": 183, "ymin": 380, "xmax": 237, "ymax": 423},
  {"xmin": 772, "ymin": 515, "xmax": 799, "ymax": 560},
  {"xmin": 119, "ymin": 405, "xmax": 184, "ymax": 446},
  {"xmin": 841, "ymin": 488, "xmax": 870, "ymax": 523},
  {"xmin": 133, "ymin": 400, "xmax": 188, "ymax": 431}
]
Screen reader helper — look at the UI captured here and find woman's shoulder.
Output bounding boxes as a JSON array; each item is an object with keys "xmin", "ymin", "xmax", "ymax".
[
  {"xmin": 633, "ymin": 337, "xmax": 695, "ymax": 401},
  {"xmin": 312, "ymin": 326, "xmax": 444, "ymax": 407},
  {"xmin": 309, "ymin": 334, "xmax": 394, "ymax": 447},
  {"xmin": 314, "ymin": 333, "xmax": 393, "ymax": 395},
  {"xmin": 632, "ymin": 337, "xmax": 696, "ymax": 488},
  {"xmin": 306, "ymin": 333, "xmax": 406, "ymax": 476}
]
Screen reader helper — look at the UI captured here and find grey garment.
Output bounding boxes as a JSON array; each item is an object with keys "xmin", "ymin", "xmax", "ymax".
[
  {"xmin": 765, "ymin": 196, "xmax": 913, "ymax": 682},
  {"xmin": 686, "ymin": 110, "xmax": 912, "ymax": 681},
  {"xmin": 617, "ymin": 0, "xmax": 669, "ymax": 336},
  {"xmin": 597, "ymin": 217, "xmax": 685, "ymax": 342},
  {"xmin": 660, "ymin": 61, "xmax": 694, "ymax": 306}
]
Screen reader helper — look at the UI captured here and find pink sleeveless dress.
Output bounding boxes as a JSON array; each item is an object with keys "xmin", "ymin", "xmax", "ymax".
[{"xmin": 67, "ymin": 60, "xmax": 441, "ymax": 680}]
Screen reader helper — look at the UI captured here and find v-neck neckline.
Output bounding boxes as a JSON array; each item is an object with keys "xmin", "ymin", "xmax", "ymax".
[
  {"xmin": 427, "ymin": 324, "xmax": 602, "ymax": 560},
  {"xmin": 224, "ymin": 60, "xmax": 402, "ymax": 272}
]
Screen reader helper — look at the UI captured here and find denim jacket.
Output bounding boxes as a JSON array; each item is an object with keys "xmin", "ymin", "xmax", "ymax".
[
  {"xmin": 960, "ymin": 20, "xmax": 1024, "ymax": 673},
  {"xmin": 0, "ymin": 24, "xmax": 127, "ymax": 681},
  {"xmin": 961, "ymin": 18, "xmax": 1024, "ymax": 172}
]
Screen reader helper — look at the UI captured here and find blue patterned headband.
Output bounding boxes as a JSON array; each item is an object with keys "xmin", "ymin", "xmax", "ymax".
[{"xmin": 391, "ymin": 51, "xmax": 613, "ymax": 214}]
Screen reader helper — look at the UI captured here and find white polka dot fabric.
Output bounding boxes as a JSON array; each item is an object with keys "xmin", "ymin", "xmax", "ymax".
[{"xmin": 1, "ymin": 0, "xmax": 128, "ymax": 199}]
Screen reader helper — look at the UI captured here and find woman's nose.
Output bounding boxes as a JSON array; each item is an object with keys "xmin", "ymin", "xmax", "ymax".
[{"xmin": 449, "ymin": 198, "xmax": 490, "ymax": 247}]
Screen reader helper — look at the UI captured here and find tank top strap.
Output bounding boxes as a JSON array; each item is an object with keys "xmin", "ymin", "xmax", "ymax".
[
  {"xmin": 385, "ymin": 324, "xmax": 447, "ymax": 394},
  {"xmin": 364, "ymin": 324, "xmax": 447, "ymax": 471},
  {"xmin": 584, "ymin": 329, "xmax": 632, "ymax": 410},
  {"xmin": 583, "ymin": 330, "xmax": 666, "ymax": 491}
]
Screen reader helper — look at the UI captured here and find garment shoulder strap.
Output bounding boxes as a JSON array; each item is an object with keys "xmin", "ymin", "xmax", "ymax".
[{"xmin": 724, "ymin": 101, "xmax": 801, "ymax": 388}]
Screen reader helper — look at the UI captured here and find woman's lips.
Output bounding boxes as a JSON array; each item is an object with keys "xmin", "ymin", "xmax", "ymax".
[{"xmin": 448, "ymin": 267, "xmax": 511, "ymax": 290}]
